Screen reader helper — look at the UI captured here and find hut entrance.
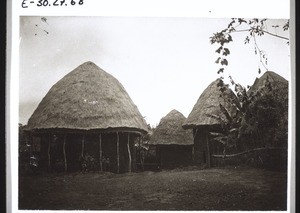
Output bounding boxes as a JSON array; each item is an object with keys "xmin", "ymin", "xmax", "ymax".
[
  {"xmin": 203, "ymin": 151, "xmax": 206, "ymax": 164},
  {"xmin": 49, "ymin": 135, "xmax": 65, "ymax": 172},
  {"xmin": 100, "ymin": 132, "xmax": 138, "ymax": 173},
  {"xmin": 156, "ymin": 145, "xmax": 193, "ymax": 169},
  {"xmin": 193, "ymin": 128, "xmax": 211, "ymax": 167},
  {"xmin": 116, "ymin": 132, "xmax": 137, "ymax": 173},
  {"xmin": 100, "ymin": 133, "xmax": 117, "ymax": 173},
  {"xmin": 65, "ymin": 134, "xmax": 82, "ymax": 172}
]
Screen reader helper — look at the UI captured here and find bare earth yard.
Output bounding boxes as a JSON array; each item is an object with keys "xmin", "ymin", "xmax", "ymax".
[{"xmin": 19, "ymin": 166, "xmax": 287, "ymax": 210}]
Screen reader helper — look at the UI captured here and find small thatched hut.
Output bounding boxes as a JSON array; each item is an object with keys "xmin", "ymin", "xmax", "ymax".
[
  {"xmin": 148, "ymin": 110, "xmax": 193, "ymax": 169},
  {"xmin": 182, "ymin": 79, "xmax": 239, "ymax": 168},
  {"xmin": 24, "ymin": 61, "xmax": 148, "ymax": 173}
]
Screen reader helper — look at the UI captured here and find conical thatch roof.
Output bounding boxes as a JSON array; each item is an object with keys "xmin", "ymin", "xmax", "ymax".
[
  {"xmin": 25, "ymin": 61, "xmax": 148, "ymax": 133},
  {"xmin": 149, "ymin": 110, "xmax": 193, "ymax": 145},
  {"xmin": 247, "ymin": 71, "xmax": 288, "ymax": 94},
  {"xmin": 182, "ymin": 79, "xmax": 239, "ymax": 129}
]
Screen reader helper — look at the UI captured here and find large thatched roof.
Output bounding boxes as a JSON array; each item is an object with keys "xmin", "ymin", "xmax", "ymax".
[
  {"xmin": 247, "ymin": 71, "xmax": 288, "ymax": 95},
  {"xmin": 182, "ymin": 79, "xmax": 239, "ymax": 129},
  {"xmin": 149, "ymin": 110, "xmax": 193, "ymax": 145},
  {"xmin": 25, "ymin": 61, "xmax": 148, "ymax": 133}
]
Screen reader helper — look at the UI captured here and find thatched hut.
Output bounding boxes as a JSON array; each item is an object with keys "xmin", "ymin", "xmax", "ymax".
[
  {"xmin": 148, "ymin": 110, "xmax": 193, "ymax": 169},
  {"xmin": 24, "ymin": 61, "xmax": 148, "ymax": 173},
  {"xmin": 247, "ymin": 71, "xmax": 288, "ymax": 147},
  {"xmin": 182, "ymin": 79, "xmax": 239, "ymax": 168},
  {"xmin": 247, "ymin": 71, "xmax": 288, "ymax": 95}
]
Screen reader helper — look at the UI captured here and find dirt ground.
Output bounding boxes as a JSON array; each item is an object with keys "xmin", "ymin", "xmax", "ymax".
[{"xmin": 19, "ymin": 166, "xmax": 287, "ymax": 210}]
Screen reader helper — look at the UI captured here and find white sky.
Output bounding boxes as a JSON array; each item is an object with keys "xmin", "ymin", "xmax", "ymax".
[{"xmin": 19, "ymin": 16, "xmax": 290, "ymax": 127}]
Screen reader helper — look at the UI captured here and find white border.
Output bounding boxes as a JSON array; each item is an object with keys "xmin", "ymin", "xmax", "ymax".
[
  {"xmin": 16, "ymin": 0, "xmax": 289, "ymax": 18},
  {"xmin": 8, "ymin": 0, "xmax": 294, "ymax": 212},
  {"xmin": 287, "ymin": 0, "xmax": 295, "ymax": 212}
]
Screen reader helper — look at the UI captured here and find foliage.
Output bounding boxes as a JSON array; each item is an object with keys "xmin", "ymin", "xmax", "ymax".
[
  {"xmin": 214, "ymin": 76, "xmax": 288, "ymax": 158},
  {"xmin": 239, "ymin": 81, "xmax": 288, "ymax": 149},
  {"xmin": 210, "ymin": 18, "xmax": 289, "ymax": 75},
  {"xmin": 208, "ymin": 18, "xmax": 289, "ymax": 160}
]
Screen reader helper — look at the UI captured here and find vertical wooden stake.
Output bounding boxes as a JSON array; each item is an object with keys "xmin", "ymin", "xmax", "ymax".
[
  {"xmin": 81, "ymin": 135, "xmax": 85, "ymax": 157},
  {"xmin": 156, "ymin": 146, "xmax": 160, "ymax": 169},
  {"xmin": 127, "ymin": 133, "xmax": 131, "ymax": 172},
  {"xmin": 116, "ymin": 132, "xmax": 120, "ymax": 174},
  {"xmin": 193, "ymin": 128, "xmax": 198, "ymax": 139},
  {"xmin": 192, "ymin": 128, "xmax": 197, "ymax": 163},
  {"xmin": 138, "ymin": 136, "xmax": 141, "ymax": 163},
  {"xmin": 48, "ymin": 134, "xmax": 51, "ymax": 169},
  {"xmin": 192, "ymin": 146, "xmax": 194, "ymax": 162},
  {"xmin": 63, "ymin": 135, "xmax": 67, "ymax": 172},
  {"xmin": 138, "ymin": 136, "xmax": 143, "ymax": 171},
  {"xmin": 30, "ymin": 135, "xmax": 33, "ymax": 155},
  {"xmin": 206, "ymin": 131, "xmax": 211, "ymax": 168},
  {"xmin": 99, "ymin": 133, "xmax": 103, "ymax": 171},
  {"xmin": 25, "ymin": 134, "xmax": 29, "ymax": 154},
  {"xmin": 193, "ymin": 128, "xmax": 199, "ymax": 164}
]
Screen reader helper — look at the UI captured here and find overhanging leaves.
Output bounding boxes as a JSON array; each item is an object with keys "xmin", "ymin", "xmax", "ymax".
[
  {"xmin": 221, "ymin": 59, "xmax": 228, "ymax": 66},
  {"xmin": 223, "ymin": 48, "xmax": 230, "ymax": 56}
]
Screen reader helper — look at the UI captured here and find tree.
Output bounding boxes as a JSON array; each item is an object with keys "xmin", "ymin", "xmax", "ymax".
[
  {"xmin": 208, "ymin": 19, "xmax": 289, "ymax": 170},
  {"xmin": 211, "ymin": 77, "xmax": 288, "ymax": 170},
  {"xmin": 210, "ymin": 18, "xmax": 289, "ymax": 76}
]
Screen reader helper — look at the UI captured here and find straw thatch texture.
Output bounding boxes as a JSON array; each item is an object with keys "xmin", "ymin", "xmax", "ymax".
[
  {"xmin": 149, "ymin": 110, "xmax": 193, "ymax": 145},
  {"xmin": 247, "ymin": 71, "xmax": 288, "ymax": 95},
  {"xmin": 25, "ymin": 61, "xmax": 148, "ymax": 133},
  {"xmin": 182, "ymin": 79, "xmax": 239, "ymax": 129}
]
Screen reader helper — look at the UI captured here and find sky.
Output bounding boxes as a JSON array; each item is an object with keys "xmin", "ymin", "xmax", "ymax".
[{"xmin": 19, "ymin": 16, "xmax": 290, "ymax": 127}]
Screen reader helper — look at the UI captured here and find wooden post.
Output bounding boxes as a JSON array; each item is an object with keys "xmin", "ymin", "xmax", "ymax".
[
  {"xmin": 48, "ymin": 134, "xmax": 51, "ymax": 169},
  {"xmin": 99, "ymin": 133, "xmax": 103, "ymax": 171},
  {"xmin": 30, "ymin": 135, "xmax": 33, "ymax": 155},
  {"xmin": 193, "ymin": 128, "xmax": 198, "ymax": 140},
  {"xmin": 116, "ymin": 132, "xmax": 120, "ymax": 174},
  {"xmin": 81, "ymin": 135, "xmax": 85, "ymax": 157},
  {"xmin": 192, "ymin": 146, "xmax": 194, "ymax": 162},
  {"xmin": 206, "ymin": 131, "xmax": 211, "ymax": 168},
  {"xmin": 159, "ymin": 146, "xmax": 163, "ymax": 169},
  {"xmin": 25, "ymin": 134, "xmax": 30, "ymax": 154},
  {"xmin": 139, "ymin": 136, "xmax": 141, "ymax": 163},
  {"xmin": 139, "ymin": 136, "xmax": 144, "ymax": 171},
  {"xmin": 63, "ymin": 135, "xmax": 67, "ymax": 172},
  {"xmin": 192, "ymin": 128, "xmax": 198, "ymax": 164},
  {"xmin": 127, "ymin": 133, "xmax": 132, "ymax": 172}
]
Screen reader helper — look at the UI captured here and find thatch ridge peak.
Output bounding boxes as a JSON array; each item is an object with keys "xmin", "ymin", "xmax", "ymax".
[
  {"xmin": 25, "ymin": 61, "xmax": 148, "ymax": 133},
  {"xmin": 182, "ymin": 78, "xmax": 238, "ymax": 129},
  {"xmin": 247, "ymin": 70, "xmax": 288, "ymax": 94},
  {"xmin": 149, "ymin": 109, "xmax": 193, "ymax": 145}
]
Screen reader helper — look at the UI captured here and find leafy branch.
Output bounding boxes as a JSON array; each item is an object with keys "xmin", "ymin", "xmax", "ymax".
[{"xmin": 210, "ymin": 18, "xmax": 289, "ymax": 75}]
